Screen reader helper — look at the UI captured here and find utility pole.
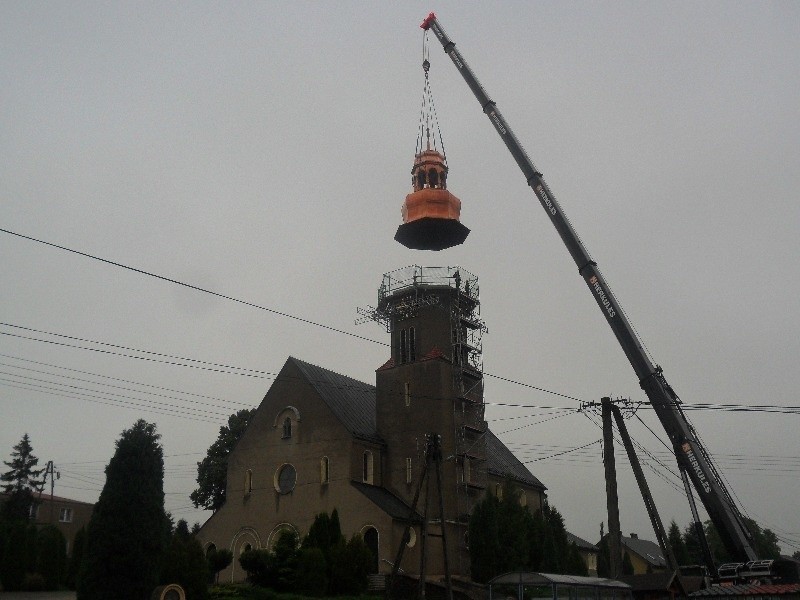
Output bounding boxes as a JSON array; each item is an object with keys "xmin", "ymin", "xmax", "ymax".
[
  {"xmin": 601, "ymin": 397, "xmax": 623, "ymax": 578},
  {"xmin": 592, "ymin": 397, "xmax": 685, "ymax": 592},
  {"xmin": 609, "ymin": 404, "xmax": 686, "ymax": 595},
  {"xmin": 389, "ymin": 433, "xmax": 453, "ymax": 600},
  {"xmin": 38, "ymin": 460, "xmax": 57, "ymax": 522}
]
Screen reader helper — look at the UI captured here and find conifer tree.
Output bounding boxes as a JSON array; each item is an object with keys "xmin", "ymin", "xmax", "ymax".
[
  {"xmin": 77, "ymin": 420, "xmax": 169, "ymax": 600},
  {"xmin": 1, "ymin": 433, "xmax": 44, "ymax": 522}
]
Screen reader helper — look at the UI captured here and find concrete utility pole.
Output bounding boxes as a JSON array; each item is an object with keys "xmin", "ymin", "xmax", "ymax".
[
  {"xmin": 602, "ymin": 397, "xmax": 623, "ymax": 578},
  {"xmin": 389, "ymin": 434, "xmax": 453, "ymax": 600}
]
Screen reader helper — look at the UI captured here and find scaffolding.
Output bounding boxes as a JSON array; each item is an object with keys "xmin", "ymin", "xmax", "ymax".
[{"xmin": 358, "ymin": 265, "xmax": 489, "ymax": 574}]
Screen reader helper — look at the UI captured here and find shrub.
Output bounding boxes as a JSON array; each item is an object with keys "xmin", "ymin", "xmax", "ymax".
[
  {"xmin": 294, "ymin": 547, "xmax": 328, "ymax": 597},
  {"xmin": 207, "ymin": 548, "xmax": 233, "ymax": 583},
  {"xmin": 239, "ymin": 549, "xmax": 276, "ymax": 588},
  {"xmin": 36, "ymin": 524, "xmax": 67, "ymax": 590}
]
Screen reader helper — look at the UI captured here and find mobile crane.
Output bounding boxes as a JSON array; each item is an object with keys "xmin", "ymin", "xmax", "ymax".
[{"xmin": 419, "ymin": 13, "xmax": 759, "ymax": 573}]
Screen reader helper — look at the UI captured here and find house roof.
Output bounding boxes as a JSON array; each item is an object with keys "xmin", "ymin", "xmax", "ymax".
[
  {"xmin": 289, "ymin": 356, "xmax": 545, "ymax": 490},
  {"xmin": 485, "ymin": 429, "xmax": 546, "ymax": 490},
  {"xmin": 690, "ymin": 583, "xmax": 800, "ymax": 597},
  {"xmin": 567, "ymin": 532, "xmax": 598, "ymax": 552},
  {"xmin": 290, "ymin": 356, "xmax": 383, "ymax": 444},
  {"xmin": 621, "ymin": 534, "xmax": 667, "ymax": 568},
  {"xmin": 1, "ymin": 492, "xmax": 94, "ymax": 507},
  {"xmin": 351, "ymin": 481, "xmax": 422, "ymax": 523},
  {"xmin": 489, "ymin": 572, "xmax": 631, "ymax": 590},
  {"xmin": 619, "ymin": 573, "xmax": 705, "ymax": 594}
]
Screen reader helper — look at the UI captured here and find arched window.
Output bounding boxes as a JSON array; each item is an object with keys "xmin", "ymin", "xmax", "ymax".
[
  {"xmin": 399, "ymin": 328, "xmax": 407, "ymax": 363},
  {"xmin": 428, "ymin": 169, "xmax": 439, "ymax": 188},
  {"xmin": 362, "ymin": 526, "xmax": 379, "ymax": 574},
  {"xmin": 405, "ymin": 526, "xmax": 417, "ymax": 548},
  {"xmin": 362, "ymin": 450, "xmax": 374, "ymax": 484},
  {"xmin": 495, "ymin": 483, "xmax": 503, "ymax": 500},
  {"xmin": 205, "ymin": 543, "xmax": 217, "ymax": 557},
  {"xmin": 519, "ymin": 491, "xmax": 528, "ymax": 507},
  {"xmin": 244, "ymin": 469, "xmax": 253, "ymax": 496},
  {"xmin": 320, "ymin": 456, "xmax": 329, "ymax": 484},
  {"xmin": 399, "ymin": 328, "xmax": 416, "ymax": 364},
  {"xmin": 282, "ymin": 417, "xmax": 292, "ymax": 439}
]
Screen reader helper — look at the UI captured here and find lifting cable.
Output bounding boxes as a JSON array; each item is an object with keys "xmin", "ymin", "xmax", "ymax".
[{"xmin": 416, "ymin": 30, "xmax": 447, "ymax": 160}]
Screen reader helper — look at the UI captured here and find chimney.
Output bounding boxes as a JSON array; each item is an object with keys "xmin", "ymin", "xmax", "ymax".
[{"xmin": 630, "ymin": 533, "xmax": 638, "ymax": 539}]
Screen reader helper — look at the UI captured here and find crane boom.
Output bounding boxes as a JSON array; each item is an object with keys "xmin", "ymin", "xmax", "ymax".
[{"xmin": 420, "ymin": 12, "xmax": 757, "ymax": 565}]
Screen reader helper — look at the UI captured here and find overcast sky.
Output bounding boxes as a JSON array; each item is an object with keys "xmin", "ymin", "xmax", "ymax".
[{"xmin": 2, "ymin": 1, "xmax": 798, "ymax": 555}]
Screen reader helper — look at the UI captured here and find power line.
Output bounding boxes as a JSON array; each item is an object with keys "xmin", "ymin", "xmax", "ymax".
[{"xmin": 0, "ymin": 228, "xmax": 385, "ymax": 346}]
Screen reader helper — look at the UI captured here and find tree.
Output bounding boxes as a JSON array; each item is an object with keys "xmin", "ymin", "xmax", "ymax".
[
  {"xmin": 468, "ymin": 492, "xmax": 501, "ymax": 582},
  {"xmin": 596, "ymin": 536, "xmax": 610, "ymax": 578},
  {"xmin": 66, "ymin": 526, "xmax": 86, "ymax": 589},
  {"xmin": 160, "ymin": 524, "xmax": 210, "ymax": 600},
  {"xmin": 468, "ymin": 480, "xmax": 584, "ymax": 582},
  {"xmin": 206, "ymin": 547, "xmax": 233, "ymax": 583},
  {"xmin": 704, "ymin": 518, "xmax": 781, "ymax": 563},
  {"xmin": 668, "ymin": 520, "xmax": 690, "ymax": 565},
  {"xmin": 1, "ymin": 434, "xmax": 44, "ymax": 522},
  {"xmin": 0, "ymin": 521, "xmax": 36, "ymax": 590},
  {"xmin": 295, "ymin": 547, "xmax": 328, "ymax": 597},
  {"xmin": 191, "ymin": 409, "xmax": 255, "ymax": 512},
  {"xmin": 622, "ymin": 551, "xmax": 635, "ymax": 575},
  {"xmin": 36, "ymin": 524, "xmax": 67, "ymax": 590},
  {"xmin": 77, "ymin": 420, "xmax": 169, "ymax": 600},
  {"xmin": 329, "ymin": 534, "xmax": 371, "ymax": 595}
]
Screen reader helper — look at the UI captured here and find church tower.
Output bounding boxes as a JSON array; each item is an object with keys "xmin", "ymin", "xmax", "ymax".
[{"xmin": 372, "ymin": 265, "xmax": 488, "ymax": 577}]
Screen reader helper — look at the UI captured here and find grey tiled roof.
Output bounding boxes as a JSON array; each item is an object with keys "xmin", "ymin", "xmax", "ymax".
[
  {"xmin": 290, "ymin": 357, "xmax": 383, "ymax": 444},
  {"xmin": 567, "ymin": 531, "xmax": 598, "ymax": 551},
  {"xmin": 351, "ymin": 481, "xmax": 422, "ymax": 522},
  {"xmin": 288, "ymin": 357, "xmax": 545, "ymax": 490},
  {"xmin": 485, "ymin": 429, "xmax": 546, "ymax": 490},
  {"xmin": 622, "ymin": 535, "xmax": 667, "ymax": 568}
]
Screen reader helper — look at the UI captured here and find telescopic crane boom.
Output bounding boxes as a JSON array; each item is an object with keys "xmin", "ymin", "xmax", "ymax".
[{"xmin": 420, "ymin": 12, "xmax": 757, "ymax": 567}]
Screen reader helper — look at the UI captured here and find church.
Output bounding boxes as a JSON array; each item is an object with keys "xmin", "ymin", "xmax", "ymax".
[
  {"xmin": 196, "ymin": 73, "xmax": 547, "ymax": 584},
  {"xmin": 195, "ymin": 264, "xmax": 547, "ymax": 583}
]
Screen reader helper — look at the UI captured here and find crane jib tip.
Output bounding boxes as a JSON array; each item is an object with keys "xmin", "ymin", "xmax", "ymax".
[{"xmin": 420, "ymin": 12, "xmax": 436, "ymax": 30}]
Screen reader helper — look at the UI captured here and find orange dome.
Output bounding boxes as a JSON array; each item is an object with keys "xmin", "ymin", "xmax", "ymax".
[{"xmin": 395, "ymin": 148, "xmax": 469, "ymax": 250}]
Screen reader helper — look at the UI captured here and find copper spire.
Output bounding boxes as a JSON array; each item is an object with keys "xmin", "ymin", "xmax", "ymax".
[{"xmin": 394, "ymin": 41, "xmax": 470, "ymax": 251}]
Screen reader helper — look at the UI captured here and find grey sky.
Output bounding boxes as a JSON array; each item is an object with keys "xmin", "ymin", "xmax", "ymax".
[{"xmin": 2, "ymin": 2, "xmax": 798, "ymax": 554}]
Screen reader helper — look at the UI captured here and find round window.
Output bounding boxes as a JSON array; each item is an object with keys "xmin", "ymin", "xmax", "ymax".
[{"xmin": 274, "ymin": 463, "xmax": 297, "ymax": 494}]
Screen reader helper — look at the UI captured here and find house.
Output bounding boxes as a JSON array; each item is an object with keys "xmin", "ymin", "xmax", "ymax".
[
  {"xmin": 622, "ymin": 533, "xmax": 668, "ymax": 574},
  {"xmin": 196, "ymin": 266, "xmax": 547, "ymax": 583},
  {"xmin": 619, "ymin": 572, "xmax": 705, "ymax": 600},
  {"xmin": 567, "ymin": 531, "xmax": 599, "ymax": 576},
  {"xmin": 1, "ymin": 492, "xmax": 93, "ymax": 555}
]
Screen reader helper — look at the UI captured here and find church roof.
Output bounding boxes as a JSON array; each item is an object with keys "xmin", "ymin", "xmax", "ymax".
[
  {"xmin": 289, "ymin": 357, "xmax": 383, "ymax": 445},
  {"xmin": 351, "ymin": 481, "xmax": 422, "ymax": 523},
  {"xmin": 288, "ymin": 357, "xmax": 544, "ymax": 490},
  {"xmin": 486, "ymin": 429, "xmax": 546, "ymax": 490}
]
